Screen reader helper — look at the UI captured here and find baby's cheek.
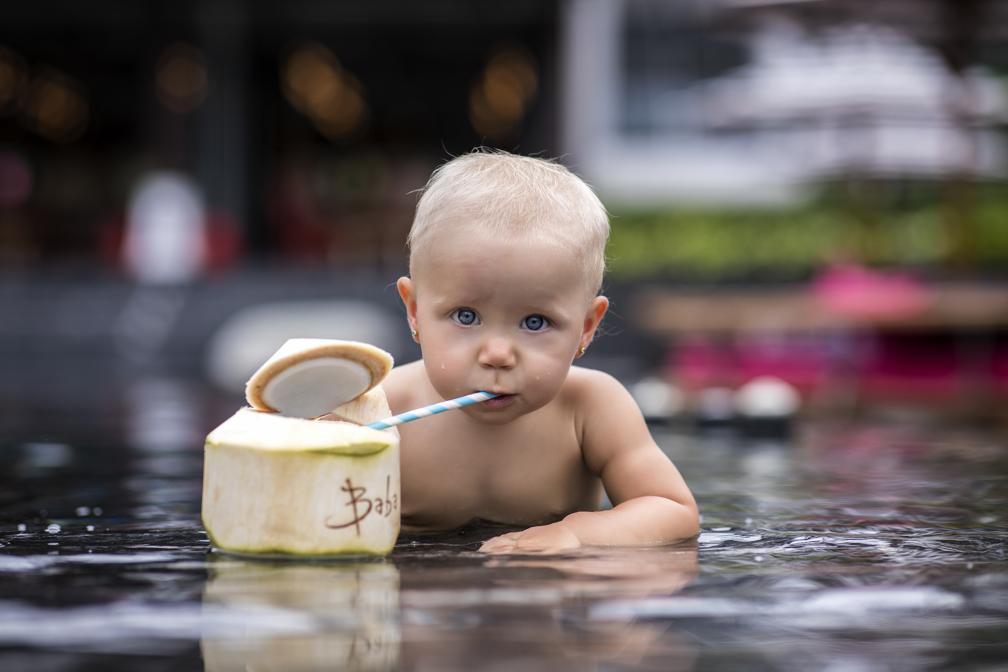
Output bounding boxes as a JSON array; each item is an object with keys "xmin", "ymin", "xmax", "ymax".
[
  {"xmin": 530, "ymin": 365, "xmax": 568, "ymax": 399},
  {"xmin": 427, "ymin": 359, "xmax": 467, "ymax": 395}
]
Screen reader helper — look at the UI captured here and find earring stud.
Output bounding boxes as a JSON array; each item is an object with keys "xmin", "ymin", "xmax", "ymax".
[
  {"xmin": 411, "ymin": 328, "xmax": 418, "ymax": 339},
  {"xmin": 578, "ymin": 345, "xmax": 587, "ymax": 357}
]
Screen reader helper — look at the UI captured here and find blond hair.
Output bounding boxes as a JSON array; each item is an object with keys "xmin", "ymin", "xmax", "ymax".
[{"xmin": 407, "ymin": 149, "xmax": 609, "ymax": 293}]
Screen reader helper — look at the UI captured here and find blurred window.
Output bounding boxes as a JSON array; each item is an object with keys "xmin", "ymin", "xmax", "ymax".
[{"xmin": 620, "ymin": 0, "xmax": 745, "ymax": 136}]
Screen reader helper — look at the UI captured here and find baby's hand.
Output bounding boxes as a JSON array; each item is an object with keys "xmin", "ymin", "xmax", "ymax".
[{"xmin": 479, "ymin": 522, "xmax": 581, "ymax": 554}]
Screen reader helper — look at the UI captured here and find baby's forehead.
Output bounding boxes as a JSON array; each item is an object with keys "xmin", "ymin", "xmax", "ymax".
[
  {"xmin": 414, "ymin": 233, "xmax": 594, "ymax": 296},
  {"xmin": 422, "ymin": 212, "xmax": 582, "ymax": 242},
  {"xmin": 410, "ymin": 214, "xmax": 602, "ymax": 291},
  {"xmin": 416, "ymin": 227, "xmax": 575, "ymax": 268},
  {"xmin": 433, "ymin": 282, "xmax": 576, "ymax": 310}
]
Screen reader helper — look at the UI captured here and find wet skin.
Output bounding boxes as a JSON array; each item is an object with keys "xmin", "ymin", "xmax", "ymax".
[{"xmin": 387, "ymin": 230, "xmax": 698, "ymax": 553}]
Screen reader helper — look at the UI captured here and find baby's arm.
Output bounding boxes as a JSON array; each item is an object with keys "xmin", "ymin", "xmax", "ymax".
[{"xmin": 480, "ymin": 371, "xmax": 699, "ymax": 553}]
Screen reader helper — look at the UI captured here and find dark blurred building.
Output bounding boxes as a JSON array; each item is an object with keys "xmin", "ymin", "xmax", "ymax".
[{"xmin": 0, "ymin": 0, "xmax": 559, "ymax": 269}]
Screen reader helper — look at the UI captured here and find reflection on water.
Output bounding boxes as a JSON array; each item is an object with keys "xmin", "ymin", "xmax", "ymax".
[
  {"xmin": 1, "ymin": 382, "xmax": 1007, "ymax": 670},
  {"xmin": 201, "ymin": 559, "xmax": 400, "ymax": 671},
  {"xmin": 396, "ymin": 542, "xmax": 700, "ymax": 671}
]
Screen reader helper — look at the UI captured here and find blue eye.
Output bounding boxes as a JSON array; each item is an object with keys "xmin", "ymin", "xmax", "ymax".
[
  {"xmin": 522, "ymin": 314, "xmax": 548, "ymax": 331},
  {"xmin": 452, "ymin": 308, "xmax": 479, "ymax": 326}
]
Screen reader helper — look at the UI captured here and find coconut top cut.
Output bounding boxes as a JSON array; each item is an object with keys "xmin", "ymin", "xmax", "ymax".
[
  {"xmin": 245, "ymin": 338, "xmax": 393, "ymax": 418},
  {"xmin": 207, "ymin": 407, "xmax": 395, "ymax": 455}
]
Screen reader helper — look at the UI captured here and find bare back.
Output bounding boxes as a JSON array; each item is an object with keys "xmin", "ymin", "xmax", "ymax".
[{"xmin": 384, "ymin": 361, "xmax": 603, "ymax": 531}]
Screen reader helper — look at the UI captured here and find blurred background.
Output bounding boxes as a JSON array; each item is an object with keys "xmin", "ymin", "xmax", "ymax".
[{"xmin": 2, "ymin": 0, "xmax": 1008, "ymax": 442}]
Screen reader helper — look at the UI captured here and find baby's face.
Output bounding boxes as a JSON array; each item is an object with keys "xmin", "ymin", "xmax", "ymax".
[{"xmin": 403, "ymin": 230, "xmax": 602, "ymax": 424}]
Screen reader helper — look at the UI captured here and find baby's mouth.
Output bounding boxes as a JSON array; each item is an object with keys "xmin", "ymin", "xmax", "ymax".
[{"xmin": 481, "ymin": 392, "xmax": 517, "ymax": 409}]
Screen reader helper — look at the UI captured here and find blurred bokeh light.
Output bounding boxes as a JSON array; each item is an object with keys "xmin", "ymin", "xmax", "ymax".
[
  {"xmin": 156, "ymin": 43, "xmax": 209, "ymax": 114},
  {"xmin": 21, "ymin": 67, "xmax": 89, "ymax": 143},
  {"xmin": 282, "ymin": 42, "xmax": 369, "ymax": 140},
  {"xmin": 469, "ymin": 46, "xmax": 538, "ymax": 140}
]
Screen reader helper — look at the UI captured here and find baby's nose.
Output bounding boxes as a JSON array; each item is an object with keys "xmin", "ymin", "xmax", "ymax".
[{"xmin": 478, "ymin": 336, "xmax": 517, "ymax": 369}]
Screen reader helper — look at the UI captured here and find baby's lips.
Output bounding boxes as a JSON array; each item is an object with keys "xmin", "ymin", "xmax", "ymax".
[{"xmin": 480, "ymin": 392, "xmax": 518, "ymax": 409}]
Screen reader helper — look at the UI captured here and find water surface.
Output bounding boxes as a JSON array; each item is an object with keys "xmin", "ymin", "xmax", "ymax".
[{"xmin": 1, "ymin": 380, "xmax": 1006, "ymax": 670}]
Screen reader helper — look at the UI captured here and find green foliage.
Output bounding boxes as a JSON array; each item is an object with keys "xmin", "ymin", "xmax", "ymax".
[
  {"xmin": 975, "ymin": 195, "xmax": 1008, "ymax": 262},
  {"xmin": 606, "ymin": 183, "xmax": 1008, "ymax": 279}
]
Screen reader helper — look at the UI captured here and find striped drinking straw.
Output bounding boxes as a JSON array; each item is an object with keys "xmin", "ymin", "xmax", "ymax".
[{"xmin": 367, "ymin": 391, "xmax": 499, "ymax": 430}]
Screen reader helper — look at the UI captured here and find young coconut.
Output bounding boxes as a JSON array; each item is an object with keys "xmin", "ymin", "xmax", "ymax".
[
  {"xmin": 202, "ymin": 339, "xmax": 400, "ymax": 557},
  {"xmin": 245, "ymin": 338, "xmax": 393, "ymax": 418}
]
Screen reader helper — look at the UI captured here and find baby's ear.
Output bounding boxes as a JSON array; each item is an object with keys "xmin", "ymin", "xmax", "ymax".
[
  {"xmin": 581, "ymin": 295, "xmax": 610, "ymax": 342},
  {"xmin": 396, "ymin": 276, "xmax": 418, "ymax": 325}
]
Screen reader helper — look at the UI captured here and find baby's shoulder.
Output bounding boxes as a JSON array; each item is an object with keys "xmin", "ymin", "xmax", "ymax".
[
  {"xmin": 382, "ymin": 360, "xmax": 429, "ymax": 413},
  {"xmin": 561, "ymin": 365, "xmax": 630, "ymax": 407}
]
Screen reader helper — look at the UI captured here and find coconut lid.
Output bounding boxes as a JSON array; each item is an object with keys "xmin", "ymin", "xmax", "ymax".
[{"xmin": 245, "ymin": 338, "xmax": 393, "ymax": 418}]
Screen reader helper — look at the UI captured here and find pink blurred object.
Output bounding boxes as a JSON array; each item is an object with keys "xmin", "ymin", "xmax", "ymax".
[
  {"xmin": 991, "ymin": 339, "xmax": 1008, "ymax": 397},
  {"xmin": 669, "ymin": 335, "xmax": 831, "ymax": 396},
  {"xmin": 669, "ymin": 337, "xmax": 736, "ymax": 390},
  {"xmin": 860, "ymin": 333, "xmax": 962, "ymax": 399},
  {"xmin": 736, "ymin": 336, "xmax": 830, "ymax": 394},
  {"xmin": 813, "ymin": 264, "xmax": 932, "ymax": 321}
]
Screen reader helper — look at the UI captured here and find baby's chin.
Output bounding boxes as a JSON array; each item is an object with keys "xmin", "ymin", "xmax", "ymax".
[{"xmin": 462, "ymin": 408, "xmax": 518, "ymax": 425}]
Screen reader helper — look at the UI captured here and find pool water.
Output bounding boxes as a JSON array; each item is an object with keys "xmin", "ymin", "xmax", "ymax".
[{"xmin": 1, "ymin": 379, "xmax": 1007, "ymax": 671}]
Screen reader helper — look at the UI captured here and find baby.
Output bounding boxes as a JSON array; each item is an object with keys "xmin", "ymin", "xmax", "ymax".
[{"xmin": 384, "ymin": 150, "xmax": 698, "ymax": 553}]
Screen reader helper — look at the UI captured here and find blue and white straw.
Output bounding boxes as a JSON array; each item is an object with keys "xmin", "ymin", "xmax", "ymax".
[{"xmin": 367, "ymin": 391, "xmax": 499, "ymax": 430}]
